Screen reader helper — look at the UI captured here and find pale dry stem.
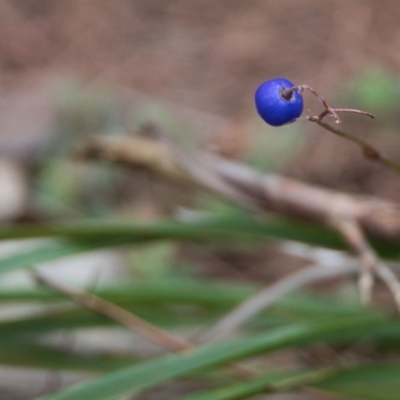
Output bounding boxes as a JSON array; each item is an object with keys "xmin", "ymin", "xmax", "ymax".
[
  {"xmin": 33, "ymin": 270, "xmax": 193, "ymax": 352},
  {"xmin": 333, "ymin": 217, "xmax": 400, "ymax": 310},
  {"xmin": 199, "ymin": 262, "xmax": 359, "ymax": 343},
  {"xmin": 33, "ymin": 270, "xmax": 256, "ymax": 378}
]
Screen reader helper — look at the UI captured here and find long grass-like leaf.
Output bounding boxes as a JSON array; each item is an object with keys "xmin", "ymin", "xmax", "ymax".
[
  {"xmin": 0, "ymin": 278, "xmax": 254, "ymax": 306},
  {"xmin": 0, "ymin": 279, "xmax": 373, "ymax": 343},
  {"xmin": 178, "ymin": 364, "xmax": 400, "ymax": 400},
  {"xmin": 0, "ymin": 341, "xmax": 136, "ymax": 372},
  {"xmin": 315, "ymin": 364, "xmax": 400, "ymax": 400},
  {"xmin": 178, "ymin": 367, "xmax": 336, "ymax": 400},
  {"xmin": 0, "ymin": 277, "xmax": 367, "ymax": 317},
  {"xmin": 37, "ymin": 315, "xmax": 400, "ymax": 400},
  {"xmin": 0, "ymin": 217, "xmax": 397, "ymax": 272},
  {"xmin": 0, "ymin": 238, "xmax": 126, "ymax": 276}
]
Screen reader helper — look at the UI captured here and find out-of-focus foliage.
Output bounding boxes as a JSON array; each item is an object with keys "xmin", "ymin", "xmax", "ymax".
[{"xmin": 1, "ymin": 24, "xmax": 400, "ymax": 400}]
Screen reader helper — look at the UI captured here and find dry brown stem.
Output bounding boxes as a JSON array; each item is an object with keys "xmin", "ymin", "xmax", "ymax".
[
  {"xmin": 76, "ymin": 128, "xmax": 400, "ymax": 242},
  {"xmin": 33, "ymin": 270, "xmax": 255, "ymax": 377},
  {"xmin": 33, "ymin": 270, "xmax": 193, "ymax": 352},
  {"xmin": 316, "ymin": 120, "xmax": 400, "ymax": 176},
  {"xmin": 333, "ymin": 217, "xmax": 400, "ymax": 310},
  {"xmin": 75, "ymin": 125, "xmax": 400, "ymax": 310}
]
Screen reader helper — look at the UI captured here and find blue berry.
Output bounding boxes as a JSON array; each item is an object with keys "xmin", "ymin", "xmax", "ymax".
[{"xmin": 255, "ymin": 78, "xmax": 303, "ymax": 126}]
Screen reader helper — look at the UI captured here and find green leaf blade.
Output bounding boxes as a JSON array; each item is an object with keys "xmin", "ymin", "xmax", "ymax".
[{"xmin": 37, "ymin": 316, "xmax": 400, "ymax": 400}]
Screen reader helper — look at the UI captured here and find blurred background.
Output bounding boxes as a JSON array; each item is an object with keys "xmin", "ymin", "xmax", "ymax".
[
  {"xmin": 0, "ymin": 0, "xmax": 400, "ymax": 215},
  {"xmin": 1, "ymin": 1, "xmax": 400, "ymax": 399}
]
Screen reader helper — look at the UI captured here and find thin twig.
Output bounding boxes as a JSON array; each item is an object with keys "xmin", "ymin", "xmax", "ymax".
[
  {"xmin": 285, "ymin": 84, "xmax": 400, "ymax": 177},
  {"xmin": 295, "ymin": 84, "xmax": 341, "ymax": 123},
  {"xmin": 315, "ymin": 108, "xmax": 375, "ymax": 120},
  {"xmin": 316, "ymin": 120, "xmax": 400, "ymax": 177},
  {"xmin": 199, "ymin": 262, "xmax": 358, "ymax": 343},
  {"xmin": 32, "ymin": 270, "xmax": 194, "ymax": 352},
  {"xmin": 283, "ymin": 84, "xmax": 375, "ymax": 123}
]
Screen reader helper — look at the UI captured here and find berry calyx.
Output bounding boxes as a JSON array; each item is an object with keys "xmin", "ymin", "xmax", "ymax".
[{"xmin": 255, "ymin": 78, "xmax": 303, "ymax": 126}]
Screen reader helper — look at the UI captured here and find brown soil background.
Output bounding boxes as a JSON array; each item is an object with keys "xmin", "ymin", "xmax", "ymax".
[
  {"xmin": 0, "ymin": 0, "xmax": 400, "ymax": 198},
  {"xmin": 0, "ymin": 0, "xmax": 397, "ymax": 113}
]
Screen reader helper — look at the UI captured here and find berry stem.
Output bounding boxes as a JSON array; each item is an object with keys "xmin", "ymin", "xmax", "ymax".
[
  {"xmin": 296, "ymin": 84, "xmax": 341, "ymax": 123},
  {"xmin": 284, "ymin": 84, "xmax": 340, "ymax": 122},
  {"xmin": 286, "ymin": 84, "xmax": 375, "ymax": 123},
  {"xmin": 309, "ymin": 108, "xmax": 375, "ymax": 122},
  {"xmin": 295, "ymin": 83, "xmax": 399, "ymax": 176},
  {"xmin": 315, "ymin": 119, "xmax": 400, "ymax": 177},
  {"xmin": 280, "ymin": 87, "xmax": 294, "ymax": 100},
  {"xmin": 329, "ymin": 108, "xmax": 375, "ymax": 118}
]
